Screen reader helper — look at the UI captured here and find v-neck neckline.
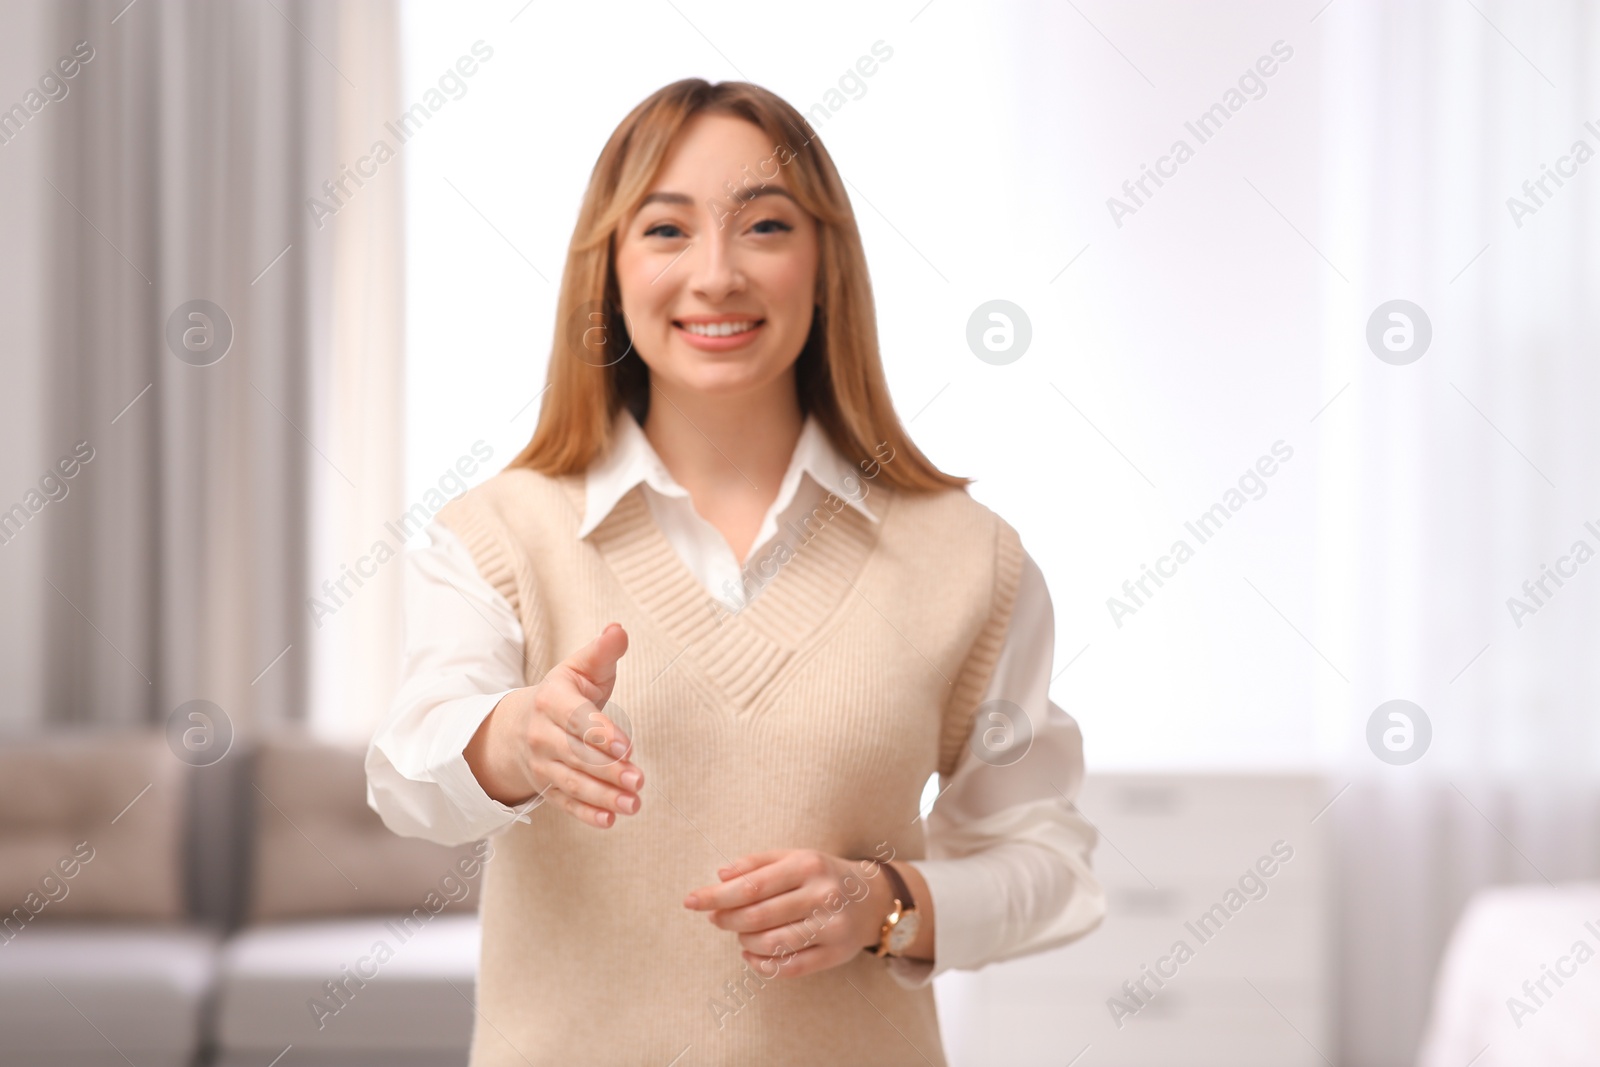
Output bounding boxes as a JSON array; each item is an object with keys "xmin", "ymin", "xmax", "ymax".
[{"xmin": 560, "ymin": 474, "xmax": 892, "ymax": 713}]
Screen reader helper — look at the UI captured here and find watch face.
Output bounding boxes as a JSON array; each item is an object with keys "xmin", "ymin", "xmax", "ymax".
[{"xmin": 888, "ymin": 909, "xmax": 920, "ymax": 954}]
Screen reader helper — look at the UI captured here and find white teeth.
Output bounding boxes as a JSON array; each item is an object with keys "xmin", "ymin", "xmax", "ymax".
[{"xmin": 682, "ymin": 321, "xmax": 757, "ymax": 337}]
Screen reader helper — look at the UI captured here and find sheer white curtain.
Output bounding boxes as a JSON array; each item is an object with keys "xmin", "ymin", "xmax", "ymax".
[
  {"xmin": 312, "ymin": 1, "xmax": 407, "ymax": 743},
  {"xmin": 1314, "ymin": 2, "xmax": 1600, "ymax": 1063}
]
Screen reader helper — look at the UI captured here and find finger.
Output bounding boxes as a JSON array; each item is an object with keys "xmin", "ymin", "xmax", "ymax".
[
  {"xmin": 716, "ymin": 850, "xmax": 790, "ymax": 881},
  {"xmin": 541, "ymin": 757, "xmax": 640, "ymax": 818},
  {"xmin": 530, "ymin": 706, "xmax": 642, "ymax": 792},
  {"xmin": 742, "ymin": 945, "xmax": 832, "ymax": 980},
  {"xmin": 739, "ymin": 914, "xmax": 845, "ymax": 958},
  {"xmin": 557, "ymin": 697, "xmax": 633, "ymax": 766},
  {"xmin": 546, "ymin": 786, "xmax": 618, "ymax": 829},
  {"xmin": 540, "ymin": 681, "xmax": 633, "ymax": 771},
  {"xmin": 710, "ymin": 886, "xmax": 818, "ymax": 933},
  {"xmin": 559, "ymin": 623, "xmax": 629, "ymax": 700},
  {"xmin": 684, "ymin": 855, "xmax": 803, "ymax": 911},
  {"xmin": 685, "ymin": 858, "xmax": 789, "ymax": 909}
]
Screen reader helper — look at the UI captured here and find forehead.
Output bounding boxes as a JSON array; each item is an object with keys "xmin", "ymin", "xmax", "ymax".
[{"xmin": 647, "ymin": 112, "xmax": 789, "ymax": 188}]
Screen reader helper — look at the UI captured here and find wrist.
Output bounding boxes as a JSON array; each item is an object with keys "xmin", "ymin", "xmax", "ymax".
[
  {"xmin": 860, "ymin": 858, "xmax": 933, "ymax": 962},
  {"xmin": 861, "ymin": 859, "xmax": 921, "ymax": 957},
  {"xmin": 858, "ymin": 860, "xmax": 897, "ymax": 949},
  {"xmin": 464, "ymin": 690, "xmax": 533, "ymax": 806}
]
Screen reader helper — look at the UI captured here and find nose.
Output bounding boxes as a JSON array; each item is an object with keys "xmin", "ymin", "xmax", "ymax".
[{"xmin": 686, "ymin": 221, "xmax": 744, "ymax": 303}]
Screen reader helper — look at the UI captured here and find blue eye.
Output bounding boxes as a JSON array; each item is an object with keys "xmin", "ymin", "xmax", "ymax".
[{"xmin": 645, "ymin": 223, "xmax": 686, "ymax": 238}]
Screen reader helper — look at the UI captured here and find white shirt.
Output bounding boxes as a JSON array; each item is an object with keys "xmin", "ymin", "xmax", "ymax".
[{"xmin": 366, "ymin": 411, "xmax": 1105, "ymax": 988}]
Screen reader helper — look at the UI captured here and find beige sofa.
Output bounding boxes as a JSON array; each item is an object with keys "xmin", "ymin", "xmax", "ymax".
[{"xmin": 0, "ymin": 731, "xmax": 485, "ymax": 1067}]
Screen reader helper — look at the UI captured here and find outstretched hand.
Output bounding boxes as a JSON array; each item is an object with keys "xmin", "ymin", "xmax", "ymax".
[{"xmin": 463, "ymin": 622, "xmax": 644, "ymax": 828}]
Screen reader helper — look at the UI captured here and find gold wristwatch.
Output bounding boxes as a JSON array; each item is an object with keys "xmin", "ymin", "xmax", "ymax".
[{"xmin": 865, "ymin": 861, "xmax": 920, "ymax": 958}]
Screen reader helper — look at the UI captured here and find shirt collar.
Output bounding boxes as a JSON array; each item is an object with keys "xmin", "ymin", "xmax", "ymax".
[{"xmin": 577, "ymin": 409, "xmax": 879, "ymax": 538}]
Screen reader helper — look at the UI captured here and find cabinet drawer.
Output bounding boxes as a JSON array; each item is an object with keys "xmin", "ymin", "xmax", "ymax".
[
  {"xmin": 940, "ymin": 975, "xmax": 1329, "ymax": 1067},
  {"xmin": 1076, "ymin": 774, "xmax": 1332, "ymax": 889},
  {"xmin": 1006, "ymin": 896, "xmax": 1325, "ymax": 981}
]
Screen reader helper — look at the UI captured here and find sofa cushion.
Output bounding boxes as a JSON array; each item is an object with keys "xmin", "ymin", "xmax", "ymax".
[
  {"xmin": 0, "ymin": 731, "xmax": 187, "ymax": 925},
  {"xmin": 248, "ymin": 734, "xmax": 489, "ymax": 922},
  {"xmin": 215, "ymin": 915, "xmax": 479, "ymax": 1058},
  {"xmin": 0, "ymin": 923, "xmax": 218, "ymax": 1067}
]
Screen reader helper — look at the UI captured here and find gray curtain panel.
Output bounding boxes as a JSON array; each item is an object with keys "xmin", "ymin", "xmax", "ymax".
[
  {"xmin": 38, "ymin": 0, "xmax": 335, "ymax": 734},
  {"xmin": 9, "ymin": 0, "xmax": 404, "ymax": 738}
]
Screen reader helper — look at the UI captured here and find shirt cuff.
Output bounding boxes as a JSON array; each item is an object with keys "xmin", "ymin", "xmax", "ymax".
[
  {"xmin": 427, "ymin": 690, "xmax": 543, "ymax": 830},
  {"xmin": 900, "ymin": 855, "xmax": 1009, "ymax": 981},
  {"xmin": 880, "ymin": 857, "xmax": 992, "ymax": 990}
]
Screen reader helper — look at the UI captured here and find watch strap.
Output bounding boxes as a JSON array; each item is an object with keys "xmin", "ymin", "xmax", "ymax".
[
  {"xmin": 865, "ymin": 860, "xmax": 915, "ymax": 957},
  {"xmin": 878, "ymin": 860, "xmax": 914, "ymax": 913}
]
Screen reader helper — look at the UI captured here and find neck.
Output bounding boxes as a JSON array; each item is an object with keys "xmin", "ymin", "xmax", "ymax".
[{"xmin": 642, "ymin": 373, "xmax": 803, "ymax": 503}]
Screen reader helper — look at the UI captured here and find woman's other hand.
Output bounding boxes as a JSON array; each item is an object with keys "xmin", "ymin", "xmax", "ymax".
[
  {"xmin": 463, "ymin": 622, "xmax": 643, "ymax": 828},
  {"xmin": 682, "ymin": 849, "xmax": 926, "ymax": 977}
]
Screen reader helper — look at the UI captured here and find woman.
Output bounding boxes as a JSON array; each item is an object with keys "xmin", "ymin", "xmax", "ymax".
[{"xmin": 367, "ymin": 79, "xmax": 1104, "ymax": 1066}]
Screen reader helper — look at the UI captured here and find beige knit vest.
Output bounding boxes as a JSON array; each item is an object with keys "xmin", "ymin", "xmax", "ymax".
[{"xmin": 437, "ymin": 466, "xmax": 1022, "ymax": 1067}]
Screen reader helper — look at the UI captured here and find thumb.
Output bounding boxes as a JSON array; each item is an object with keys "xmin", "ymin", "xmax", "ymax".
[{"xmin": 561, "ymin": 622, "xmax": 629, "ymax": 698}]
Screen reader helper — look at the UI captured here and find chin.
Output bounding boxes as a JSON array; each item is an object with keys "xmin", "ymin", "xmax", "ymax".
[
  {"xmin": 664, "ymin": 338, "xmax": 777, "ymax": 372},
  {"xmin": 674, "ymin": 367, "xmax": 770, "ymax": 396},
  {"xmin": 658, "ymin": 358, "xmax": 779, "ymax": 397}
]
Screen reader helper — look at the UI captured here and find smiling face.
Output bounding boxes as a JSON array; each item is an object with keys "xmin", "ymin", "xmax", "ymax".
[{"xmin": 613, "ymin": 113, "xmax": 820, "ymax": 402}]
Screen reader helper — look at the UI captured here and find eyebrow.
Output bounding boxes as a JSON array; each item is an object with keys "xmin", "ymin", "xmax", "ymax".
[{"xmin": 637, "ymin": 186, "xmax": 797, "ymax": 209}]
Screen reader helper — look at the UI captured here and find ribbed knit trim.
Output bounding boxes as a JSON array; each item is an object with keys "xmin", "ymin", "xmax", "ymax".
[
  {"xmin": 435, "ymin": 485, "xmax": 563, "ymax": 677},
  {"xmin": 560, "ymin": 476, "xmax": 889, "ymax": 713},
  {"xmin": 938, "ymin": 517, "xmax": 1024, "ymax": 778},
  {"xmin": 436, "ymin": 497, "xmax": 523, "ymax": 614}
]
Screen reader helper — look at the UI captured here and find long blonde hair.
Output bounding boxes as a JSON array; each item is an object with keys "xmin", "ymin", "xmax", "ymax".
[{"xmin": 510, "ymin": 78, "xmax": 968, "ymax": 492}]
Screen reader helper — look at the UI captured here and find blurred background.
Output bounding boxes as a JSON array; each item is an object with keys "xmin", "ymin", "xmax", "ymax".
[{"xmin": 1, "ymin": 0, "xmax": 1595, "ymax": 1064}]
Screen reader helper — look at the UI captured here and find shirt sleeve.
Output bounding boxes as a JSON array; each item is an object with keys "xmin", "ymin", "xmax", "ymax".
[
  {"xmin": 888, "ymin": 547, "xmax": 1107, "ymax": 989},
  {"xmin": 365, "ymin": 520, "xmax": 543, "ymax": 845}
]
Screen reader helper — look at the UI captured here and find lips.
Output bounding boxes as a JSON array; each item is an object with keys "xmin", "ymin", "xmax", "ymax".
[
  {"xmin": 674, "ymin": 318, "xmax": 763, "ymax": 337},
  {"xmin": 671, "ymin": 316, "xmax": 766, "ymax": 351}
]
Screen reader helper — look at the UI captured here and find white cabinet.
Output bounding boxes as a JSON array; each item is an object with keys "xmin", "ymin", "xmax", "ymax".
[{"xmin": 935, "ymin": 774, "xmax": 1334, "ymax": 1067}]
